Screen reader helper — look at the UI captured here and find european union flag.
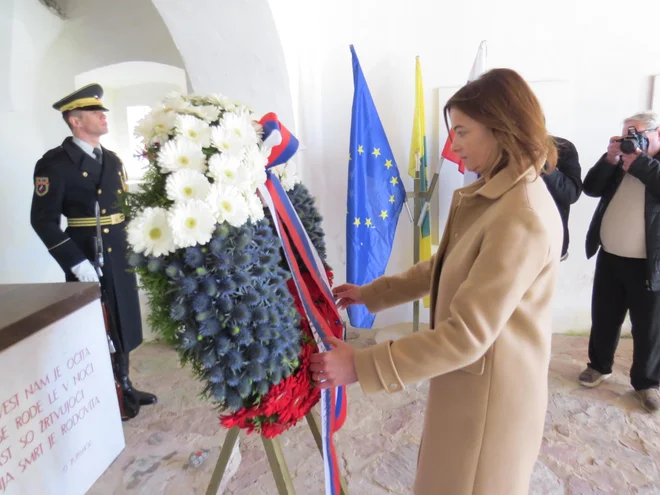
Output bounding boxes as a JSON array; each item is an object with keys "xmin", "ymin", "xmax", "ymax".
[{"xmin": 346, "ymin": 45, "xmax": 406, "ymax": 329}]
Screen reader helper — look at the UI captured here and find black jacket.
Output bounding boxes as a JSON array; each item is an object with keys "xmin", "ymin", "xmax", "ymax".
[
  {"xmin": 542, "ymin": 137, "xmax": 583, "ymax": 257},
  {"xmin": 584, "ymin": 151, "xmax": 660, "ymax": 291},
  {"xmin": 30, "ymin": 137, "xmax": 143, "ymax": 352}
]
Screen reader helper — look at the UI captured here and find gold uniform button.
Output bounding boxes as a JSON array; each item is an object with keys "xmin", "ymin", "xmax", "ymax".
[
  {"xmin": 117, "ymin": 189, "xmax": 122, "ymax": 195},
  {"xmin": 103, "ymin": 228, "xmax": 109, "ymax": 234},
  {"xmin": 107, "ymin": 247, "xmax": 112, "ymax": 253},
  {"xmin": 82, "ymin": 172, "xmax": 88, "ymax": 177},
  {"xmin": 97, "ymin": 189, "xmax": 102, "ymax": 195},
  {"xmin": 101, "ymin": 209, "xmax": 106, "ymax": 214}
]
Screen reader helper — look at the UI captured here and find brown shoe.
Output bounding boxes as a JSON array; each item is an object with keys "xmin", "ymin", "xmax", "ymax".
[
  {"xmin": 578, "ymin": 367, "xmax": 611, "ymax": 388},
  {"xmin": 637, "ymin": 389, "xmax": 660, "ymax": 413}
]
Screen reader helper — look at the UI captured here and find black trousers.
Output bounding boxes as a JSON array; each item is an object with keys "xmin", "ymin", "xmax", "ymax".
[{"xmin": 588, "ymin": 250, "xmax": 660, "ymax": 390}]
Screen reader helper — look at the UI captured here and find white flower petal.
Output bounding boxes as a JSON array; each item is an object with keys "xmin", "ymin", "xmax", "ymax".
[
  {"xmin": 207, "ymin": 184, "xmax": 250, "ymax": 228},
  {"xmin": 169, "ymin": 200, "xmax": 216, "ymax": 248},
  {"xmin": 157, "ymin": 137, "xmax": 207, "ymax": 174},
  {"xmin": 175, "ymin": 114, "xmax": 212, "ymax": 148},
  {"xmin": 126, "ymin": 207, "xmax": 175, "ymax": 257},
  {"xmin": 208, "ymin": 153, "xmax": 253, "ymax": 192},
  {"xmin": 246, "ymin": 192, "xmax": 265, "ymax": 222},
  {"xmin": 165, "ymin": 169, "xmax": 211, "ymax": 203}
]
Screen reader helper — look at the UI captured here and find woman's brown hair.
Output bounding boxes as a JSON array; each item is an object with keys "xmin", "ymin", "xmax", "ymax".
[{"xmin": 443, "ymin": 68, "xmax": 557, "ymax": 178}]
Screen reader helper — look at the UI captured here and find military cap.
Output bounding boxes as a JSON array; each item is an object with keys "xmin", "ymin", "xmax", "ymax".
[{"xmin": 52, "ymin": 83, "xmax": 109, "ymax": 113}]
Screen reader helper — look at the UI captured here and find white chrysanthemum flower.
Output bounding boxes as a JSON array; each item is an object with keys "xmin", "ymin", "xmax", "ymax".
[
  {"xmin": 165, "ymin": 169, "xmax": 211, "ymax": 203},
  {"xmin": 175, "ymin": 115, "xmax": 212, "ymax": 148},
  {"xmin": 207, "ymin": 184, "xmax": 250, "ymax": 228},
  {"xmin": 162, "ymin": 92, "xmax": 191, "ymax": 113},
  {"xmin": 192, "ymin": 105, "xmax": 221, "ymax": 123},
  {"xmin": 243, "ymin": 144, "xmax": 270, "ymax": 188},
  {"xmin": 126, "ymin": 207, "xmax": 175, "ymax": 257},
  {"xmin": 157, "ymin": 137, "xmax": 206, "ymax": 174},
  {"xmin": 246, "ymin": 192, "xmax": 265, "ymax": 222},
  {"xmin": 207, "ymin": 93, "xmax": 237, "ymax": 111},
  {"xmin": 185, "ymin": 93, "xmax": 207, "ymax": 104},
  {"xmin": 134, "ymin": 109, "xmax": 176, "ymax": 145},
  {"xmin": 274, "ymin": 160, "xmax": 301, "ymax": 191},
  {"xmin": 208, "ymin": 153, "xmax": 252, "ymax": 192},
  {"xmin": 211, "ymin": 111, "xmax": 259, "ymax": 156},
  {"xmin": 169, "ymin": 200, "xmax": 216, "ymax": 248}
]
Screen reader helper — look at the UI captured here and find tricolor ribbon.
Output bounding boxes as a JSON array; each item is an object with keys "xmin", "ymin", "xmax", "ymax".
[{"xmin": 258, "ymin": 112, "xmax": 347, "ymax": 495}]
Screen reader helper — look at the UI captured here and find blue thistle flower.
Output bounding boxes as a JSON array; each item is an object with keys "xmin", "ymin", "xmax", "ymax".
[
  {"xmin": 270, "ymin": 369, "xmax": 283, "ymax": 385},
  {"xmin": 147, "ymin": 257, "xmax": 164, "ymax": 273},
  {"xmin": 231, "ymin": 304, "xmax": 250, "ymax": 324},
  {"xmin": 256, "ymin": 380, "xmax": 270, "ymax": 396},
  {"xmin": 247, "ymin": 362, "xmax": 266, "ymax": 382},
  {"xmin": 225, "ymin": 389, "xmax": 244, "ymax": 411},
  {"xmin": 193, "ymin": 293, "xmax": 212, "ymax": 313},
  {"xmin": 283, "ymin": 366, "xmax": 293, "ymax": 378},
  {"xmin": 214, "ymin": 224, "xmax": 230, "ymax": 240},
  {"xmin": 212, "ymin": 383, "xmax": 227, "ymax": 402},
  {"xmin": 128, "ymin": 252, "xmax": 146, "ymax": 267},
  {"xmin": 209, "ymin": 238, "xmax": 224, "ymax": 257},
  {"xmin": 259, "ymin": 253, "xmax": 275, "ymax": 267},
  {"xmin": 218, "ymin": 278, "xmax": 237, "ymax": 294},
  {"xmin": 184, "ymin": 246, "xmax": 204, "ymax": 268},
  {"xmin": 237, "ymin": 376, "xmax": 252, "ymax": 399},
  {"xmin": 248, "ymin": 344, "xmax": 268, "ymax": 363},
  {"xmin": 199, "ymin": 318, "xmax": 221, "ymax": 337},
  {"xmin": 165, "ymin": 260, "xmax": 184, "ymax": 279},
  {"xmin": 182, "ymin": 276, "xmax": 198, "ymax": 296},
  {"xmin": 269, "ymin": 312, "xmax": 281, "ymax": 326},
  {"xmin": 217, "ymin": 296, "xmax": 233, "ymax": 313},
  {"xmin": 236, "ymin": 328, "xmax": 253, "ymax": 347},
  {"xmin": 252, "ymin": 307, "xmax": 269, "ymax": 325},
  {"xmin": 180, "ymin": 330, "xmax": 199, "ymax": 351},
  {"xmin": 195, "ymin": 311, "xmax": 213, "ymax": 322},
  {"xmin": 266, "ymin": 356, "xmax": 280, "ymax": 374},
  {"xmin": 286, "ymin": 347, "xmax": 300, "ymax": 363},
  {"xmin": 201, "ymin": 349, "xmax": 217, "ymax": 369},
  {"xmin": 235, "ymin": 232, "xmax": 252, "ymax": 251},
  {"xmin": 214, "ymin": 252, "xmax": 232, "ymax": 270},
  {"xmin": 226, "ymin": 371, "xmax": 241, "ymax": 387},
  {"xmin": 196, "ymin": 266, "xmax": 209, "ymax": 277},
  {"xmin": 226, "ymin": 349, "xmax": 244, "ymax": 372},
  {"xmin": 244, "ymin": 291, "xmax": 260, "ymax": 306},
  {"xmin": 170, "ymin": 302, "xmax": 187, "ymax": 321},
  {"xmin": 203, "ymin": 277, "xmax": 219, "ymax": 297},
  {"xmin": 215, "ymin": 336, "xmax": 232, "ymax": 356},
  {"xmin": 233, "ymin": 272, "xmax": 251, "ymax": 289},
  {"xmin": 251, "ymin": 265, "xmax": 268, "ymax": 277},
  {"xmin": 234, "ymin": 251, "xmax": 252, "ymax": 267},
  {"xmin": 209, "ymin": 366, "xmax": 225, "ymax": 384},
  {"xmin": 254, "ymin": 326, "xmax": 272, "ymax": 343}
]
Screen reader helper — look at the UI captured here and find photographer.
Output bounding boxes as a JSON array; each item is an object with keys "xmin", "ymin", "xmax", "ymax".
[
  {"xmin": 543, "ymin": 136, "xmax": 582, "ymax": 260},
  {"xmin": 579, "ymin": 112, "xmax": 660, "ymax": 413}
]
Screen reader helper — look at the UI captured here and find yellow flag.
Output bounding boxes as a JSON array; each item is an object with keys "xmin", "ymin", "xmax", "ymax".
[{"xmin": 409, "ymin": 57, "xmax": 432, "ymax": 307}]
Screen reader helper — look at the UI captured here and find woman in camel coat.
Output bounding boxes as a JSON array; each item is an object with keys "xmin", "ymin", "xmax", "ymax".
[{"xmin": 311, "ymin": 68, "xmax": 564, "ymax": 495}]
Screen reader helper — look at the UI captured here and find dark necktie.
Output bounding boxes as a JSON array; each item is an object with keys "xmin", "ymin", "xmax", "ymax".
[{"xmin": 93, "ymin": 148, "xmax": 102, "ymax": 163}]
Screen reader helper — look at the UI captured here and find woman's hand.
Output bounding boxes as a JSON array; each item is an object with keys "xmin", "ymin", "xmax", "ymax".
[
  {"xmin": 310, "ymin": 336, "xmax": 358, "ymax": 389},
  {"xmin": 332, "ymin": 283, "xmax": 365, "ymax": 309}
]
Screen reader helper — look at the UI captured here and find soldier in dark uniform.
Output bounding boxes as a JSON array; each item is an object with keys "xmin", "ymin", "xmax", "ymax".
[{"xmin": 30, "ymin": 84, "xmax": 157, "ymax": 416}]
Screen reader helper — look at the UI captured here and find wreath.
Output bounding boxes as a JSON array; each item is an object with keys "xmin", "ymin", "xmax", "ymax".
[{"xmin": 123, "ymin": 93, "xmax": 331, "ymax": 437}]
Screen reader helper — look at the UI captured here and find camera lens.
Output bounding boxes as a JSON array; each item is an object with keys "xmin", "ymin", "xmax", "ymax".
[{"xmin": 620, "ymin": 138, "xmax": 638, "ymax": 154}]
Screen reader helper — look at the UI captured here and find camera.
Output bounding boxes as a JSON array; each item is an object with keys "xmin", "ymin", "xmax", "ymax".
[{"xmin": 616, "ymin": 126, "xmax": 649, "ymax": 154}]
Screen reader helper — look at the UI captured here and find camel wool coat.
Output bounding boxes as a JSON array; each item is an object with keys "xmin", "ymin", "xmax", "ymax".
[{"xmin": 354, "ymin": 165, "xmax": 563, "ymax": 495}]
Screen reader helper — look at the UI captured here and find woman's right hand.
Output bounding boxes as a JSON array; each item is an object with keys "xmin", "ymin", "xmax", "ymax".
[{"xmin": 332, "ymin": 283, "xmax": 365, "ymax": 309}]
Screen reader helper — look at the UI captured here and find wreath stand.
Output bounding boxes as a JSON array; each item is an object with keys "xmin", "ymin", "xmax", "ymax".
[{"xmin": 205, "ymin": 411, "xmax": 349, "ymax": 494}]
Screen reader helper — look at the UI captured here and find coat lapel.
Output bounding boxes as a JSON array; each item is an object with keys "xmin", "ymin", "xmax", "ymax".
[{"xmin": 61, "ymin": 137, "xmax": 102, "ymax": 184}]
